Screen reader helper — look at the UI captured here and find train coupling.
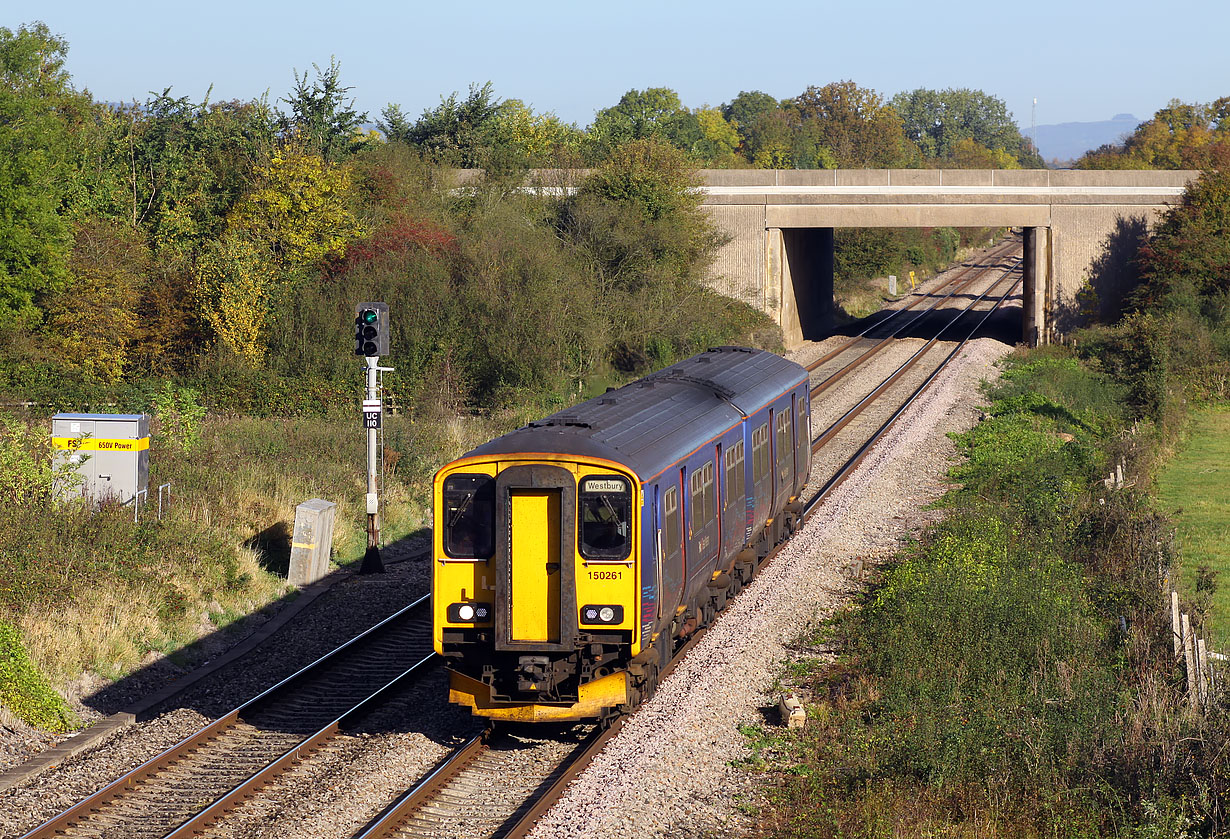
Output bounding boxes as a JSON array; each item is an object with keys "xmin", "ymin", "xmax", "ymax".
[{"xmin": 516, "ymin": 655, "xmax": 553, "ymax": 692}]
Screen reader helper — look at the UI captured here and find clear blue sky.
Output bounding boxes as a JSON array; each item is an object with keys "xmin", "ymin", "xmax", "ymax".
[{"xmin": 11, "ymin": 0, "xmax": 1228, "ymax": 131}]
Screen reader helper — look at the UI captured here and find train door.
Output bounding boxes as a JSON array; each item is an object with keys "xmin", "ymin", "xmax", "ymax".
[
  {"xmin": 659, "ymin": 476, "xmax": 685, "ymax": 619},
  {"xmin": 723, "ymin": 436, "xmax": 747, "ymax": 550},
  {"xmin": 508, "ymin": 489, "xmax": 562, "ymax": 642},
  {"xmin": 751, "ymin": 420, "xmax": 771, "ymax": 532},
  {"xmin": 767, "ymin": 408, "xmax": 779, "ymax": 513},
  {"xmin": 795, "ymin": 389, "xmax": 811, "ymax": 491},
  {"xmin": 687, "ymin": 455, "xmax": 718, "ymax": 588},
  {"xmin": 776, "ymin": 397, "xmax": 796, "ymax": 500}
]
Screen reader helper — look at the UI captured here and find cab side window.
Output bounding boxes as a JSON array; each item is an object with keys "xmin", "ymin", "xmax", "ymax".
[
  {"xmin": 578, "ymin": 476, "xmax": 632, "ymax": 560},
  {"xmin": 443, "ymin": 474, "xmax": 495, "ymax": 558}
]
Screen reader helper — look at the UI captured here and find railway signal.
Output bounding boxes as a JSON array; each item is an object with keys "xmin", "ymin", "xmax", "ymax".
[
  {"xmin": 356, "ymin": 302, "xmax": 391, "ymax": 575},
  {"xmin": 354, "ymin": 302, "xmax": 389, "ymax": 357}
]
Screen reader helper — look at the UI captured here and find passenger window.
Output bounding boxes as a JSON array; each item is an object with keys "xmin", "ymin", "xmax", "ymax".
[
  {"xmin": 776, "ymin": 410, "xmax": 793, "ymax": 468},
  {"xmin": 688, "ymin": 461, "xmax": 716, "ymax": 532},
  {"xmin": 579, "ymin": 476, "xmax": 632, "ymax": 560},
  {"xmin": 443, "ymin": 474, "xmax": 495, "ymax": 559},
  {"xmin": 663, "ymin": 487, "xmax": 680, "ymax": 557},
  {"xmin": 752, "ymin": 423, "xmax": 770, "ymax": 484},
  {"xmin": 727, "ymin": 440, "xmax": 746, "ymax": 506}
]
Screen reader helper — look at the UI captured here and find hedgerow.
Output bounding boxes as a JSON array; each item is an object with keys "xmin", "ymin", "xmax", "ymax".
[{"xmin": 757, "ymin": 348, "xmax": 1223, "ymax": 837}]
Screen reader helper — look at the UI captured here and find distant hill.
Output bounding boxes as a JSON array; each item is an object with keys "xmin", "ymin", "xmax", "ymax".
[{"xmin": 1030, "ymin": 113, "xmax": 1142, "ymax": 164}]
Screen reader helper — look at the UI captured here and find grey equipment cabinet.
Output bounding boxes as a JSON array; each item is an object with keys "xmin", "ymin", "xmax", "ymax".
[{"xmin": 52, "ymin": 413, "xmax": 150, "ymax": 503}]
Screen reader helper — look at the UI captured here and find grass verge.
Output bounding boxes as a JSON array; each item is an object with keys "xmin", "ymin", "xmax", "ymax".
[
  {"xmin": 1156, "ymin": 406, "xmax": 1230, "ymax": 651},
  {"xmin": 747, "ymin": 348, "xmax": 1225, "ymax": 837},
  {"xmin": 0, "ymin": 404, "xmax": 509, "ymax": 728}
]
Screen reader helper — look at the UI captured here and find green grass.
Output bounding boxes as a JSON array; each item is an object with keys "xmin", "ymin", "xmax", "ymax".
[{"xmin": 1156, "ymin": 405, "xmax": 1230, "ymax": 650}]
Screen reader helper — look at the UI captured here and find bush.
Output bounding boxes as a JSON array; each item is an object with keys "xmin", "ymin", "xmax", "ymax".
[{"xmin": 0, "ymin": 620, "xmax": 78, "ymax": 732}]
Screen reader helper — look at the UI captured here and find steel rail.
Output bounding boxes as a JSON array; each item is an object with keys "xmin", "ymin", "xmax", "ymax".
[
  {"xmin": 340, "ymin": 252, "xmax": 1027, "ymax": 839},
  {"xmin": 804, "ymin": 272, "xmax": 1025, "ymax": 517},
  {"xmin": 809, "ymin": 244, "xmax": 1021, "ymax": 398},
  {"xmin": 164, "ymin": 651, "xmax": 438, "ymax": 838},
  {"xmin": 803, "ymin": 238, "xmax": 1019, "ymax": 375},
  {"xmin": 810, "ymin": 260, "xmax": 1022, "ymax": 456},
  {"xmin": 356, "ymin": 605, "xmax": 718, "ymax": 839},
  {"xmin": 21, "ymin": 594, "xmax": 435, "ymax": 839},
  {"xmin": 350, "ymin": 730, "xmax": 490, "ymax": 839}
]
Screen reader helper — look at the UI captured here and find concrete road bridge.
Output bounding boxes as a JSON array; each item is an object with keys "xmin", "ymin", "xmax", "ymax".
[
  {"xmin": 699, "ymin": 169, "xmax": 1196, "ymax": 348},
  {"xmin": 461, "ymin": 168, "xmax": 1197, "ymax": 349}
]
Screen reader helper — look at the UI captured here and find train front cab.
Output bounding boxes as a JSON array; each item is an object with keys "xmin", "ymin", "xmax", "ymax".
[{"xmin": 433, "ymin": 455, "xmax": 645, "ymax": 722}]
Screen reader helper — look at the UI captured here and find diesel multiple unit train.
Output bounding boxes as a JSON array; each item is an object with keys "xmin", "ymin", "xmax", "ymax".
[{"xmin": 432, "ymin": 347, "xmax": 811, "ymax": 722}]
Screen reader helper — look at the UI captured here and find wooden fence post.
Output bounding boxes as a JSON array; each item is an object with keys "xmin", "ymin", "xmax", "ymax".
[
  {"xmin": 1182, "ymin": 613, "xmax": 1199, "ymax": 710},
  {"xmin": 1171, "ymin": 591, "xmax": 1182, "ymax": 659},
  {"xmin": 1196, "ymin": 639, "xmax": 1210, "ymax": 708}
]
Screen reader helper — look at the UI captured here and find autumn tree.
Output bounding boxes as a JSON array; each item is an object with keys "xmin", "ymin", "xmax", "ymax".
[
  {"xmin": 692, "ymin": 107, "xmax": 741, "ymax": 166},
  {"xmin": 1079, "ymin": 97, "xmax": 1230, "ymax": 170},
  {"xmin": 197, "ymin": 142, "xmax": 363, "ymax": 364},
  {"xmin": 226, "ymin": 142, "xmax": 363, "ymax": 269},
  {"xmin": 792, "ymin": 81, "xmax": 914, "ymax": 167},
  {"xmin": 0, "ymin": 22, "xmax": 77, "ymax": 328},
  {"xmin": 47, "ymin": 220, "xmax": 148, "ymax": 381},
  {"xmin": 484, "ymin": 99, "xmax": 584, "ymax": 166}
]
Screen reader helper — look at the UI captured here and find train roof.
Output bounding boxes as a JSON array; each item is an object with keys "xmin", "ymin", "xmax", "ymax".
[{"xmin": 458, "ymin": 347, "xmax": 808, "ymax": 482}]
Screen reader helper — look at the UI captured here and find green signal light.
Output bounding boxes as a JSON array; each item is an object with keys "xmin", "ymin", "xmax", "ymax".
[{"xmin": 361, "ymin": 309, "xmax": 378, "ymax": 325}]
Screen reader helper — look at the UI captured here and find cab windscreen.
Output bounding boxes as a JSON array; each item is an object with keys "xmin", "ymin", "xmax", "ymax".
[
  {"xmin": 443, "ymin": 474, "xmax": 495, "ymax": 558},
  {"xmin": 579, "ymin": 477, "xmax": 631, "ymax": 560}
]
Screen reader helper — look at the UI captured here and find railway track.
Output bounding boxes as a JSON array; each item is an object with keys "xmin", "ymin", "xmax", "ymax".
[
  {"xmin": 345, "ymin": 243, "xmax": 1026, "ymax": 839},
  {"xmin": 804, "ymin": 238, "xmax": 1020, "ymax": 387},
  {"xmin": 19, "ymin": 241, "xmax": 1024, "ymax": 839},
  {"xmin": 19, "ymin": 597, "xmax": 437, "ymax": 839}
]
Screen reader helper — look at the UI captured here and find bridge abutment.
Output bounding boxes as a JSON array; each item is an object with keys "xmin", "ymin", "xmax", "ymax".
[
  {"xmin": 1022, "ymin": 227, "xmax": 1050, "ymax": 346},
  {"xmin": 772, "ymin": 228, "xmax": 834, "ymax": 348}
]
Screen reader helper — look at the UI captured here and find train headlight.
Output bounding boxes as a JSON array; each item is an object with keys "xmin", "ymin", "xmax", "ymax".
[
  {"xmin": 580, "ymin": 605, "xmax": 623, "ymax": 625},
  {"xmin": 447, "ymin": 602, "xmax": 492, "ymax": 623}
]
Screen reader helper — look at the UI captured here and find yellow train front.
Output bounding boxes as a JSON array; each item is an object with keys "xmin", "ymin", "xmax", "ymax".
[{"xmin": 433, "ymin": 347, "xmax": 811, "ymax": 723}]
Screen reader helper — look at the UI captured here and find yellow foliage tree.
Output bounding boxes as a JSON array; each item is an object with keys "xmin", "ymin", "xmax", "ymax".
[
  {"xmin": 949, "ymin": 138, "xmax": 1021, "ymax": 169},
  {"xmin": 226, "ymin": 143, "xmax": 363, "ymax": 270},
  {"xmin": 693, "ymin": 107, "xmax": 742, "ymax": 166},
  {"xmin": 48, "ymin": 221, "xmax": 147, "ymax": 383},
  {"xmin": 488, "ymin": 99, "xmax": 582, "ymax": 162},
  {"xmin": 194, "ymin": 234, "xmax": 276, "ymax": 365}
]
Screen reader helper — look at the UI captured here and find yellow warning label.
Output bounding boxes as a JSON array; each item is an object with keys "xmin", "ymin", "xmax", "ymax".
[{"xmin": 52, "ymin": 437, "xmax": 150, "ymax": 452}]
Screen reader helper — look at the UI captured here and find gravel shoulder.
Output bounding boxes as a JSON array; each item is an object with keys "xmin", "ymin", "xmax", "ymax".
[{"xmin": 527, "ymin": 335, "xmax": 1014, "ymax": 839}]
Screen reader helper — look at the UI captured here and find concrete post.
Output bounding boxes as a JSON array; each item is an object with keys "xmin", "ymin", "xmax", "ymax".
[{"xmin": 288, "ymin": 499, "xmax": 337, "ymax": 586}]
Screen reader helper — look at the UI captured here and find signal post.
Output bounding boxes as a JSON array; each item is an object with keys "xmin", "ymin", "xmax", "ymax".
[{"xmin": 355, "ymin": 302, "xmax": 390, "ymax": 574}]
